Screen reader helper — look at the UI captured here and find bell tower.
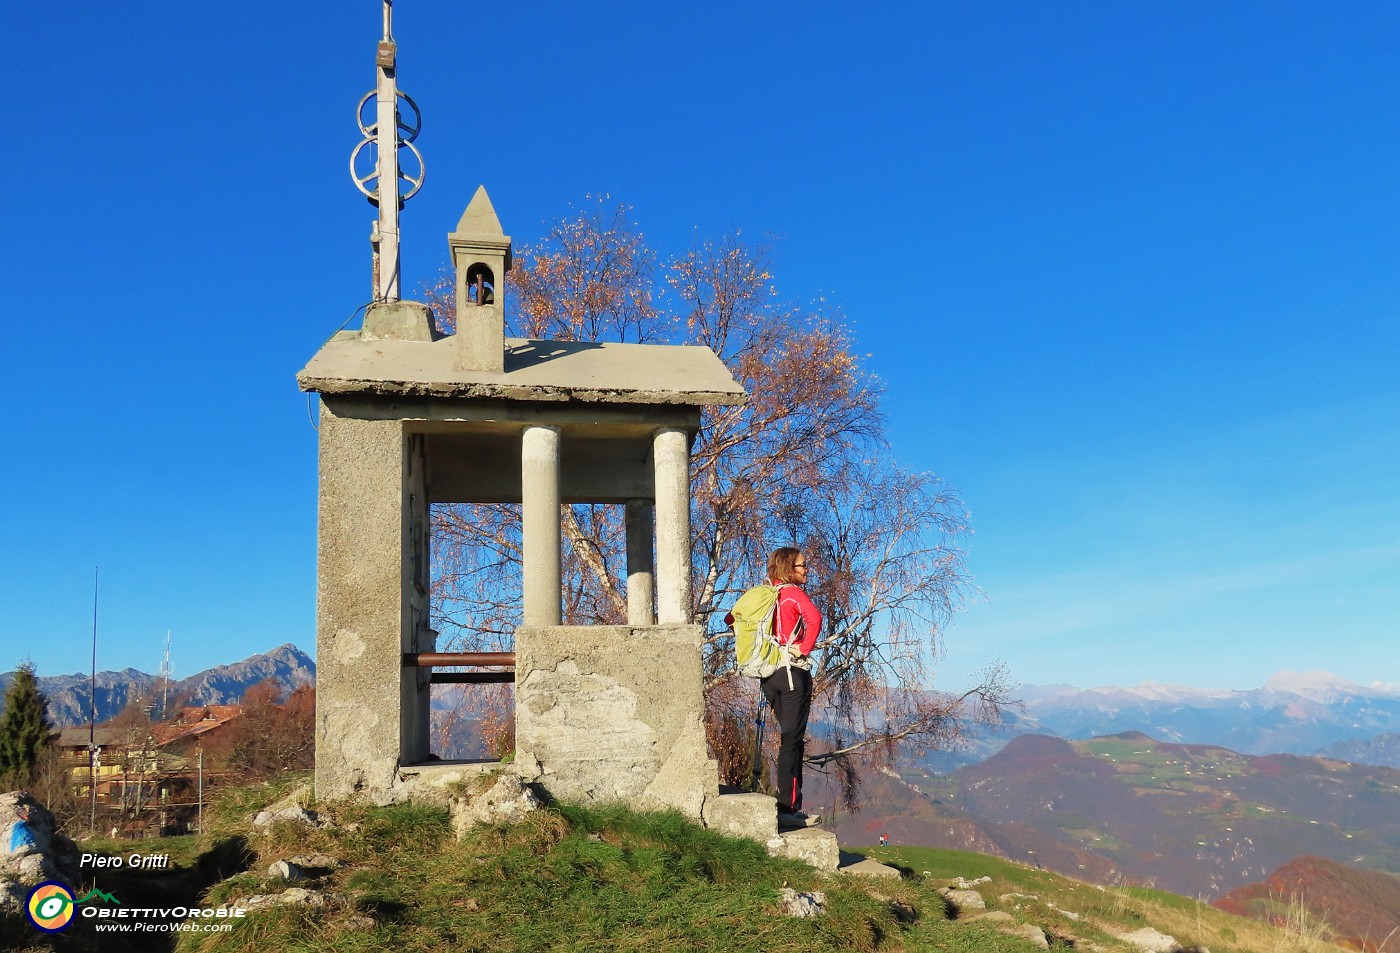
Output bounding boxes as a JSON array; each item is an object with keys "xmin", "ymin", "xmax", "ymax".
[{"xmin": 449, "ymin": 185, "xmax": 512, "ymax": 373}]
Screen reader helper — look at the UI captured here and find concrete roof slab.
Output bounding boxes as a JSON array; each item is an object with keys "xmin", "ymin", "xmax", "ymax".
[{"xmin": 298, "ymin": 333, "xmax": 746, "ymax": 406}]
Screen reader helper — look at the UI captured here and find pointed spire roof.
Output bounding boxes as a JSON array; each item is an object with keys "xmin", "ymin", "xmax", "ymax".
[{"xmin": 454, "ymin": 185, "xmax": 504, "ymax": 236}]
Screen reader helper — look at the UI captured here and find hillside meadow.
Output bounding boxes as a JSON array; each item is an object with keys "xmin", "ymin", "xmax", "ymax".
[{"xmin": 1, "ymin": 770, "xmax": 1363, "ymax": 953}]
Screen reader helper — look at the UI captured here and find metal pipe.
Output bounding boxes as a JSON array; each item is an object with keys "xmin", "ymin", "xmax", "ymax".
[
  {"xmin": 430, "ymin": 672, "xmax": 515, "ymax": 685},
  {"xmin": 403, "ymin": 652, "xmax": 516, "ymax": 667}
]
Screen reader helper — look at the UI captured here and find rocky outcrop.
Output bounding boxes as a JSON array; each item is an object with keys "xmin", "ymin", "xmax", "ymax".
[
  {"xmin": 239, "ymin": 887, "xmax": 328, "ymax": 910},
  {"xmin": 450, "ymin": 774, "xmax": 542, "ymax": 837},
  {"xmin": 1115, "ymin": 926, "xmax": 1192, "ymax": 953},
  {"xmin": 935, "ymin": 874, "xmax": 1211, "ymax": 953}
]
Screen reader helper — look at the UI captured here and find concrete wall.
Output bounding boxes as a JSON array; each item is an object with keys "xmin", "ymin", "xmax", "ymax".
[
  {"xmin": 314, "ymin": 402, "xmax": 414, "ymax": 803},
  {"xmin": 514, "ymin": 624, "xmax": 719, "ymax": 820}
]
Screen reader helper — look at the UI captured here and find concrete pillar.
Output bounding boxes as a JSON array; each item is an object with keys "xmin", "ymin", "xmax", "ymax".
[
  {"xmin": 625, "ymin": 499, "xmax": 655, "ymax": 626},
  {"xmin": 654, "ymin": 427, "xmax": 691, "ymax": 624},
  {"xmin": 401, "ymin": 433, "xmax": 432, "ymax": 764},
  {"xmin": 314, "ymin": 406, "xmax": 406, "ymax": 802},
  {"xmin": 521, "ymin": 426, "xmax": 562, "ymax": 625}
]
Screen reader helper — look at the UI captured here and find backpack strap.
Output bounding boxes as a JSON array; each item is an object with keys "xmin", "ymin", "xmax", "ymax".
[{"xmin": 773, "ymin": 584, "xmax": 806, "ymax": 646}]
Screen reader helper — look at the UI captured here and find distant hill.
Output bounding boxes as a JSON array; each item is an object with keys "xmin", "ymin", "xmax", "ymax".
[
  {"xmin": 1, "ymin": 644, "xmax": 316, "ymax": 726},
  {"xmin": 1315, "ymin": 732, "xmax": 1400, "ymax": 770},
  {"xmin": 821, "ymin": 731, "xmax": 1400, "ymax": 901},
  {"xmin": 1215, "ymin": 855, "xmax": 1400, "ymax": 950}
]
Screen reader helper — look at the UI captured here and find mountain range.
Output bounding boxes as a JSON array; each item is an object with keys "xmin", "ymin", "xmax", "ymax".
[
  {"xmin": 1018, "ymin": 671, "xmax": 1400, "ymax": 755},
  {"xmin": 1, "ymin": 643, "xmax": 316, "ymax": 726},
  {"xmin": 913, "ymin": 669, "xmax": 1400, "ymax": 775}
]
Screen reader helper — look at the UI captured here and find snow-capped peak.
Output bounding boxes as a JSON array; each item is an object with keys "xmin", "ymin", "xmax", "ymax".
[{"xmin": 1264, "ymin": 670, "xmax": 1378, "ymax": 704}]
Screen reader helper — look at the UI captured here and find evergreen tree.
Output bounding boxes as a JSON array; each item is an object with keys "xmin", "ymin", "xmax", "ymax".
[{"xmin": 0, "ymin": 662, "xmax": 56, "ymax": 789}]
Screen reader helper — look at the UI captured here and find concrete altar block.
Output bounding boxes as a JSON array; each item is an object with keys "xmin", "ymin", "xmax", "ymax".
[{"xmin": 514, "ymin": 624, "xmax": 719, "ymax": 820}]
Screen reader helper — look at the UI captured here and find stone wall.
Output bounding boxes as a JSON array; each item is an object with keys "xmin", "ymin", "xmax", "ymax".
[{"xmin": 514, "ymin": 624, "xmax": 718, "ymax": 820}]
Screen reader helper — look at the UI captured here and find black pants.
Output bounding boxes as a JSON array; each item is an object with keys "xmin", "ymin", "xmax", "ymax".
[{"xmin": 761, "ymin": 665, "xmax": 812, "ymax": 813}]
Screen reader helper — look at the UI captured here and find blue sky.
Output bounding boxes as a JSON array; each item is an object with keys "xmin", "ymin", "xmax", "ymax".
[{"xmin": 4, "ymin": 2, "xmax": 1396, "ymax": 694}]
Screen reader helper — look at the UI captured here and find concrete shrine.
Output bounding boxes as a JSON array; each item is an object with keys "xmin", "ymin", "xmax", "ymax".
[
  {"xmin": 297, "ymin": 188, "xmax": 746, "ymax": 814},
  {"xmin": 292, "ymin": 4, "xmax": 853, "ymax": 872}
]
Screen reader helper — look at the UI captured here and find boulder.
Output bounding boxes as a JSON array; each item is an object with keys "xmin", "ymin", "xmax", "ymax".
[
  {"xmin": 253, "ymin": 806, "xmax": 322, "ymax": 830},
  {"xmin": 937, "ymin": 887, "xmax": 987, "ymax": 915},
  {"xmin": 268, "ymin": 860, "xmax": 309, "ymax": 882},
  {"xmin": 780, "ymin": 887, "xmax": 826, "ymax": 918},
  {"xmin": 1116, "ymin": 926, "xmax": 1186, "ymax": 953},
  {"xmin": 1000, "ymin": 922, "xmax": 1050, "ymax": 949},
  {"xmin": 0, "ymin": 792, "xmax": 79, "ymax": 887},
  {"xmin": 969, "ymin": 911, "xmax": 1016, "ymax": 924}
]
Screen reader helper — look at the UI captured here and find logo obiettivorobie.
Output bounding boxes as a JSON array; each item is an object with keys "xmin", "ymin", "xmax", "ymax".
[{"xmin": 25, "ymin": 882, "xmax": 76, "ymax": 932}]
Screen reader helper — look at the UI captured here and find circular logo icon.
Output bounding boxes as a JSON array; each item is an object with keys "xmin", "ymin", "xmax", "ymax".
[{"xmin": 26, "ymin": 882, "xmax": 76, "ymax": 933}]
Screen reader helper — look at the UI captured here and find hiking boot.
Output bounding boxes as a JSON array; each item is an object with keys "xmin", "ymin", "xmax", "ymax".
[{"xmin": 777, "ymin": 809, "xmax": 822, "ymax": 829}]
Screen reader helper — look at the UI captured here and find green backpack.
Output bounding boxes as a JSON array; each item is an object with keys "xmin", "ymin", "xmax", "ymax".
[{"xmin": 729, "ymin": 584, "xmax": 787, "ymax": 679}]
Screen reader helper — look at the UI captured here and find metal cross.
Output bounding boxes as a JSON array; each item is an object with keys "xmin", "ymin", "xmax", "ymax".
[{"xmin": 350, "ymin": 0, "xmax": 425, "ymax": 302}]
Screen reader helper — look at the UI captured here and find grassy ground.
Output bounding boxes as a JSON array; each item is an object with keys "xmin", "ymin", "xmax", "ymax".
[
  {"xmin": 866, "ymin": 844, "xmax": 1352, "ymax": 953},
  {"xmin": 1, "ymin": 772, "xmax": 1356, "ymax": 953}
]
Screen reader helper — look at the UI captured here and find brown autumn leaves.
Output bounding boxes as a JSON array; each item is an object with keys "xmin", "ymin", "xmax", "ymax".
[{"xmin": 424, "ymin": 199, "xmax": 1010, "ymax": 800}]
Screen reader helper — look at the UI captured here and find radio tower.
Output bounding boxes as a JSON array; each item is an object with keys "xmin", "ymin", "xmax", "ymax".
[{"xmin": 350, "ymin": 0, "xmax": 425, "ymax": 302}]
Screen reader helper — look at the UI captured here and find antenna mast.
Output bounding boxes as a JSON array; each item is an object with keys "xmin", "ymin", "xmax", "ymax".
[
  {"xmin": 159, "ymin": 631, "xmax": 172, "ymax": 721},
  {"xmin": 88, "ymin": 566, "xmax": 98, "ymax": 835},
  {"xmin": 350, "ymin": 0, "xmax": 425, "ymax": 303}
]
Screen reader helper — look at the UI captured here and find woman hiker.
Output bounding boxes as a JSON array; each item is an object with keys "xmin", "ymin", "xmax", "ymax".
[{"xmin": 763, "ymin": 546, "xmax": 822, "ymax": 829}]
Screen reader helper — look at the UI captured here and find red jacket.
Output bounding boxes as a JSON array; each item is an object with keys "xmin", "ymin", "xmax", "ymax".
[{"xmin": 774, "ymin": 584, "xmax": 821, "ymax": 656}]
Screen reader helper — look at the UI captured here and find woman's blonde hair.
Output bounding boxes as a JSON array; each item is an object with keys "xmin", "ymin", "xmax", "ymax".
[{"xmin": 767, "ymin": 547, "xmax": 803, "ymax": 585}]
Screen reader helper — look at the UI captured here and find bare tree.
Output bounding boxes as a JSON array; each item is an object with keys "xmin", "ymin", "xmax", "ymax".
[
  {"xmin": 426, "ymin": 199, "xmax": 1011, "ymax": 796},
  {"xmin": 205, "ymin": 681, "xmax": 314, "ymax": 779}
]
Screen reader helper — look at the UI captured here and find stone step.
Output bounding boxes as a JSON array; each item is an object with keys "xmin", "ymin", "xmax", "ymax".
[
  {"xmin": 768, "ymin": 827, "xmax": 840, "ymax": 872},
  {"xmin": 703, "ymin": 790, "xmax": 777, "ymax": 842},
  {"xmin": 704, "ymin": 789, "xmax": 858, "ymax": 874},
  {"xmin": 836, "ymin": 855, "xmax": 901, "ymax": 879}
]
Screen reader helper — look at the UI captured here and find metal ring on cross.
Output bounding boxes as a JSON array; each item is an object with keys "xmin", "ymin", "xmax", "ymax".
[
  {"xmin": 355, "ymin": 89, "xmax": 422, "ymax": 142},
  {"xmin": 349, "ymin": 137, "xmax": 426, "ymax": 202}
]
